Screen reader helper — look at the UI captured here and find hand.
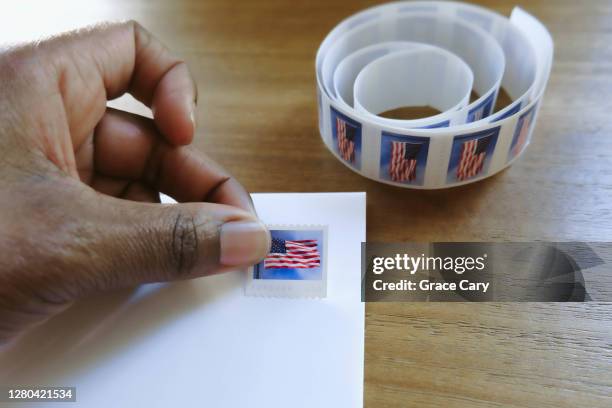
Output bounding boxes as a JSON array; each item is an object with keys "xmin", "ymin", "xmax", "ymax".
[{"xmin": 0, "ymin": 21, "xmax": 270, "ymax": 344}]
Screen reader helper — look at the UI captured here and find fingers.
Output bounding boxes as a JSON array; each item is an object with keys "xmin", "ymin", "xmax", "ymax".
[
  {"xmin": 41, "ymin": 21, "xmax": 197, "ymax": 146},
  {"xmin": 120, "ymin": 183, "xmax": 161, "ymax": 203},
  {"xmin": 74, "ymin": 192, "xmax": 270, "ymax": 290},
  {"xmin": 92, "ymin": 108, "xmax": 255, "ymax": 213},
  {"xmin": 90, "ymin": 176, "xmax": 161, "ymax": 203},
  {"xmin": 150, "ymin": 62, "xmax": 197, "ymax": 146}
]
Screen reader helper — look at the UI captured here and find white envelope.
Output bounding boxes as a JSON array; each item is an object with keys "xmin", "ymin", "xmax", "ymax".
[{"xmin": 0, "ymin": 192, "xmax": 366, "ymax": 408}]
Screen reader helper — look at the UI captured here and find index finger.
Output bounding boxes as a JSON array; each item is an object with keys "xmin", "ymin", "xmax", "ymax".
[
  {"xmin": 41, "ymin": 21, "xmax": 197, "ymax": 146},
  {"xmin": 93, "ymin": 109, "xmax": 256, "ymax": 214}
]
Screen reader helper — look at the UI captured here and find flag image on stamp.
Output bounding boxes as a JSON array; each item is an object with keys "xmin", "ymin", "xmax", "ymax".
[
  {"xmin": 379, "ymin": 132, "xmax": 429, "ymax": 186},
  {"xmin": 447, "ymin": 127, "xmax": 500, "ymax": 184},
  {"xmin": 264, "ymin": 237, "xmax": 321, "ymax": 269},
  {"xmin": 247, "ymin": 225, "xmax": 328, "ymax": 298},
  {"xmin": 467, "ymin": 91, "xmax": 496, "ymax": 122},
  {"xmin": 255, "ymin": 229, "xmax": 323, "ymax": 280},
  {"xmin": 389, "ymin": 141, "xmax": 419, "ymax": 182},
  {"xmin": 457, "ymin": 137, "xmax": 489, "ymax": 180},
  {"xmin": 330, "ymin": 107, "xmax": 362, "ymax": 170},
  {"xmin": 508, "ymin": 103, "xmax": 538, "ymax": 162},
  {"xmin": 337, "ymin": 118, "xmax": 355, "ymax": 163}
]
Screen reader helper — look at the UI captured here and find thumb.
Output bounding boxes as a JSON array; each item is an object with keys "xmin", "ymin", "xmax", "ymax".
[{"xmin": 69, "ymin": 195, "xmax": 270, "ymax": 292}]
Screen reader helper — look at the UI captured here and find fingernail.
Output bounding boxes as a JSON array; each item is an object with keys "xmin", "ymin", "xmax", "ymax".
[
  {"xmin": 220, "ymin": 220, "xmax": 270, "ymax": 267},
  {"xmin": 189, "ymin": 102, "xmax": 196, "ymax": 131}
]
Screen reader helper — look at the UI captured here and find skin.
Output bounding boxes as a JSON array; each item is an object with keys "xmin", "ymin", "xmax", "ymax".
[{"xmin": 0, "ymin": 21, "xmax": 267, "ymax": 344}]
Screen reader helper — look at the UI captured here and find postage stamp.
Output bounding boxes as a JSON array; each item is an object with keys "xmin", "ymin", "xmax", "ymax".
[
  {"xmin": 330, "ymin": 107, "xmax": 362, "ymax": 170},
  {"xmin": 446, "ymin": 126, "xmax": 500, "ymax": 184},
  {"xmin": 507, "ymin": 102, "xmax": 538, "ymax": 162},
  {"xmin": 379, "ymin": 132, "xmax": 430, "ymax": 186},
  {"xmin": 466, "ymin": 90, "xmax": 496, "ymax": 122},
  {"xmin": 246, "ymin": 225, "xmax": 328, "ymax": 298}
]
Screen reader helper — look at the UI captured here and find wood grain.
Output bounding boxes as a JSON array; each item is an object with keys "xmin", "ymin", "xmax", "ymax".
[{"xmin": 2, "ymin": 0, "xmax": 611, "ymax": 406}]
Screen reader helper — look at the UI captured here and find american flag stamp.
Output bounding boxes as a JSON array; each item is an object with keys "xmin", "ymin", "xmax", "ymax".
[
  {"xmin": 507, "ymin": 103, "xmax": 538, "ymax": 162},
  {"xmin": 446, "ymin": 127, "xmax": 500, "ymax": 184},
  {"xmin": 330, "ymin": 107, "xmax": 362, "ymax": 170},
  {"xmin": 466, "ymin": 91, "xmax": 496, "ymax": 122},
  {"xmin": 379, "ymin": 132, "xmax": 430, "ymax": 186},
  {"xmin": 246, "ymin": 225, "xmax": 328, "ymax": 298}
]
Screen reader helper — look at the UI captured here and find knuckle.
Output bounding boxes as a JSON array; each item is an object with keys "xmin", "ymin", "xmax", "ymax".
[
  {"xmin": 129, "ymin": 19, "xmax": 152, "ymax": 47},
  {"xmin": 126, "ymin": 19, "xmax": 142, "ymax": 31},
  {"xmin": 163, "ymin": 208, "xmax": 220, "ymax": 278},
  {"xmin": 168, "ymin": 210, "xmax": 200, "ymax": 276},
  {"xmin": 110, "ymin": 19, "xmax": 142, "ymax": 38}
]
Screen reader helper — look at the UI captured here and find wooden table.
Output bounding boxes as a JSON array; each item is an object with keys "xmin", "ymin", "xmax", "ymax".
[{"xmin": 3, "ymin": 0, "xmax": 611, "ymax": 406}]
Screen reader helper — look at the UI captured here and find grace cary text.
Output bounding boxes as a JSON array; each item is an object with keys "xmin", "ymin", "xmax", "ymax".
[{"xmin": 372, "ymin": 279, "xmax": 490, "ymax": 293}]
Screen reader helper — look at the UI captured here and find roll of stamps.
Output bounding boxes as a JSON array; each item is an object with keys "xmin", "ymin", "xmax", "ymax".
[
  {"xmin": 246, "ymin": 225, "xmax": 328, "ymax": 298},
  {"xmin": 315, "ymin": 2, "xmax": 554, "ymax": 189}
]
